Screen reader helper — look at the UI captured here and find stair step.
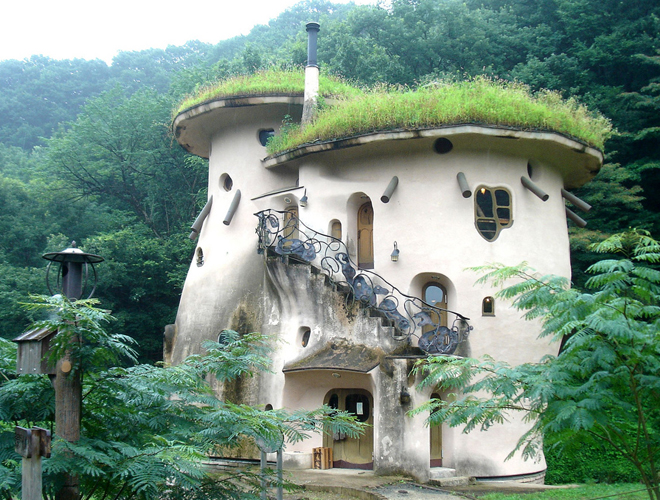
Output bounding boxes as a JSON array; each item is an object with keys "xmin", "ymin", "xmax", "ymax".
[
  {"xmin": 429, "ymin": 476, "xmax": 475, "ymax": 487},
  {"xmin": 428, "ymin": 467, "xmax": 456, "ymax": 480}
]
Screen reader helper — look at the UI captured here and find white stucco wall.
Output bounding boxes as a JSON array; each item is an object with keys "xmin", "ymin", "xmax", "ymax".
[{"xmin": 171, "ymin": 99, "xmax": 600, "ymax": 480}]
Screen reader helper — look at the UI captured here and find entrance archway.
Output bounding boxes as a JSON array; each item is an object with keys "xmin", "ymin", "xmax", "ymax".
[{"xmin": 323, "ymin": 388, "xmax": 374, "ymax": 469}]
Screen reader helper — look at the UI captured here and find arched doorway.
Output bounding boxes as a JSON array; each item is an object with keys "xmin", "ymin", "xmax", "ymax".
[
  {"xmin": 357, "ymin": 202, "xmax": 374, "ymax": 269},
  {"xmin": 430, "ymin": 392, "xmax": 443, "ymax": 467},
  {"xmin": 323, "ymin": 389, "xmax": 374, "ymax": 469}
]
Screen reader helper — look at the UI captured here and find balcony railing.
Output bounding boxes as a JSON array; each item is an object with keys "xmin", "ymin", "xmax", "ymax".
[{"xmin": 255, "ymin": 209, "xmax": 472, "ymax": 355}]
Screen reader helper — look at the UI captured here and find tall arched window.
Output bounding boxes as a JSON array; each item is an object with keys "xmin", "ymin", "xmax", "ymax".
[
  {"xmin": 331, "ymin": 220, "xmax": 342, "ymax": 241},
  {"xmin": 358, "ymin": 202, "xmax": 374, "ymax": 269},
  {"xmin": 423, "ymin": 283, "xmax": 448, "ymax": 331}
]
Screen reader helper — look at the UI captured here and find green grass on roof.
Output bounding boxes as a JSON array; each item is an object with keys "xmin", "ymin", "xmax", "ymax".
[
  {"xmin": 266, "ymin": 77, "xmax": 613, "ymax": 154},
  {"xmin": 174, "ymin": 69, "xmax": 361, "ymax": 116}
]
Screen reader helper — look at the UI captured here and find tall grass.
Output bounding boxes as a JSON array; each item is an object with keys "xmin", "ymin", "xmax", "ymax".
[
  {"xmin": 266, "ymin": 77, "xmax": 612, "ymax": 153},
  {"xmin": 174, "ymin": 68, "xmax": 361, "ymax": 116}
]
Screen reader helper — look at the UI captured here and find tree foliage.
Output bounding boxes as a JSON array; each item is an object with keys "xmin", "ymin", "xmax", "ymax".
[
  {"xmin": 411, "ymin": 230, "xmax": 660, "ymax": 499},
  {"xmin": 0, "ymin": 0, "xmax": 658, "ymax": 361},
  {"xmin": 0, "ymin": 297, "xmax": 364, "ymax": 499}
]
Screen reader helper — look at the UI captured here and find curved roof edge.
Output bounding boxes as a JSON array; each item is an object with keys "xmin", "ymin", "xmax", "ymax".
[
  {"xmin": 262, "ymin": 125, "xmax": 604, "ymax": 188},
  {"xmin": 173, "ymin": 95, "xmax": 309, "ymax": 158}
]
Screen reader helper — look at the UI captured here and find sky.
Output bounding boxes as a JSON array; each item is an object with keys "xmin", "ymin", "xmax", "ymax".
[{"xmin": 1, "ymin": 0, "xmax": 376, "ymax": 64}]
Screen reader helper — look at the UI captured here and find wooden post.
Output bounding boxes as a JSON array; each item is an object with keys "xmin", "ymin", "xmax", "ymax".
[
  {"xmin": 54, "ymin": 352, "xmax": 81, "ymax": 500},
  {"xmin": 16, "ymin": 427, "xmax": 51, "ymax": 500},
  {"xmin": 276, "ymin": 449, "xmax": 283, "ymax": 500},
  {"xmin": 260, "ymin": 451, "xmax": 267, "ymax": 500}
]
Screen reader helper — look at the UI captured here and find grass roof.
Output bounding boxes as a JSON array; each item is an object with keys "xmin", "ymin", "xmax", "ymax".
[
  {"xmin": 267, "ymin": 77, "xmax": 613, "ymax": 154},
  {"xmin": 174, "ymin": 70, "xmax": 612, "ymax": 153},
  {"xmin": 174, "ymin": 69, "xmax": 361, "ymax": 116}
]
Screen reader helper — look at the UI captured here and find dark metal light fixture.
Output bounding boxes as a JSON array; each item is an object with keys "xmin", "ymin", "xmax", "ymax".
[
  {"xmin": 300, "ymin": 189, "xmax": 308, "ymax": 208},
  {"xmin": 391, "ymin": 241, "xmax": 400, "ymax": 262},
  {"xmin": 400, "ymin": 389, "xmax": 411, "ymax": 406},
  {"xmin": 43, "ymin": 242, "xmax": 104, "ymax": 300}
]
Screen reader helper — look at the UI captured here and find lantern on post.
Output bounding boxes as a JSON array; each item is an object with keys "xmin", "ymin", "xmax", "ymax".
[
  {"xmin": 42, "ymin": 241, "xmax": 104, "ymax": 300},
  {"xmin": 42, "ymin": 241, "xmax": 103, "ymax": 500}
]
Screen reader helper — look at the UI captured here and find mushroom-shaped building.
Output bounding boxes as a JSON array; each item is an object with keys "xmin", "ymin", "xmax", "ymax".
[{"xmin": 168, "ymin": 33, "xmax": 608, "ymax": 482}]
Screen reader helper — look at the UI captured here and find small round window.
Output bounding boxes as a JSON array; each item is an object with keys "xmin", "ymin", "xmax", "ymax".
[
  {"xmin": 258, "ymin": 129, "xmax": 275, "ymax": 147},
  {"xmin": 433, "ymin": 138, "xmax": 453, "ymax": 154},
  {"xmin": 220, "ymin": 173, "xmax": 233, "ymax": 192}
]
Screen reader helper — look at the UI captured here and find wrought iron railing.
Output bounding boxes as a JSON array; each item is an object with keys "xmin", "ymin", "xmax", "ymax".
[{"xmin": 255, "ymin": 209, "xmax": 472, "ymax": 355}]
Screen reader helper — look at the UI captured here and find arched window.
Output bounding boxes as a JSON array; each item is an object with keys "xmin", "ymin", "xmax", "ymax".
[
  {"xmin": 475, "ymin": 186, "xmax": 512, "ymax": 241},
  {"xmin": 357, "ymin": 202, "xmax": 374, "ymax": 269},
  {"xmin": 331, "ymin": 220, "xmax": 342, "ymax": 241},
  {"xmin": 423, "ymin": 283, "xmax": 448, "ymax": 330},
  {"xmin": 482, "ymin": 296, "xmax": 495, "ymax": 316}
]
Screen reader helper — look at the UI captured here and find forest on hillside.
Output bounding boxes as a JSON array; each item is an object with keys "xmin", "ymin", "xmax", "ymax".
[{"xmin": 0, "ymin": 0, "xmax": 658, "ymax": 362}]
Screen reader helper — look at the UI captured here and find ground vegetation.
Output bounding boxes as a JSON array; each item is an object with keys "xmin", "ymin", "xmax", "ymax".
[{"xmin": 0, "ymin": 296, "xmax": 363, "ymax": 499}]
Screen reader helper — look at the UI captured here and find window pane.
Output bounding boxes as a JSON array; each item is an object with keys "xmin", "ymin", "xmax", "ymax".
[
  {"xmin": 497, "ymin": 208, "xmax": 511, "ymax": 225},
  {"xmin": 345, "ymin": 394, "xmax": 370, "ymax": 423},
  {"xmin": 476, "ymin": 189, "xmax": 494, "ymax": 217},
  {"xmin": 477, "ymin": 220, "xmax": 497, "ymax": 240},
  {"xmin": 424, "ymin": 285, "xmax": 444, "ymax": 305},
  {"xmin": 495, "ymin": 189, "xmax": 510, "ymax": 206}
]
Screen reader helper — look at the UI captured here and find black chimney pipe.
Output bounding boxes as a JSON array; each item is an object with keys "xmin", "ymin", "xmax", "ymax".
[{"xmin": 306, "ymin": 22, "xmax": 320, "ymax": 67}]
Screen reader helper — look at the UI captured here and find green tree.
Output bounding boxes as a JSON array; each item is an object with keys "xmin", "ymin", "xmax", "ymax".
[
  {"xmin": 411, "ymin": 230, "xmax": 660, "ymax": 500},
  {"xmin": 0, "ymin": 296, "xmax": 363, "ymax": 499}
]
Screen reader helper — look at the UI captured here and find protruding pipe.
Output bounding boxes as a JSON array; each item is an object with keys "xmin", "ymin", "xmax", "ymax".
[
  {"xmin": 456, "ymin": 172, "xmax": 472, "ymax": 198},
  {"xmin": 189, "ymin": 195, "xmax": 213, "ymax": 240},
  {"xmin": 521, "ymin": 176, "xmax": 549, "ymax": 201},
  {"xmin": 561, "ymin": 188, "xmax": 591, "ymax": 212},
  {"xmin": 306, "ymin": 22, "xmax": 320, "ymax": 68},
  {"xmin": 302, "ymin": 22, "xmax": 321, "ymax": 127},
  {"xmin": 223, "ymin": 190, "xmax": 241, "ymax": 226},
  {"xmin": 381, "ymin": 176, "xmax": 399, "ymax": 203},
  {"xmin": 566, "ymin": 206, "xmax": 587, "ymax": 228}
]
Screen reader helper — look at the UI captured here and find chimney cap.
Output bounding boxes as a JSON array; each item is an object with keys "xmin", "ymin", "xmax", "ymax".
[{"xmin": 306, "ymin": 22, "xmax": 320, "ymax": 32}]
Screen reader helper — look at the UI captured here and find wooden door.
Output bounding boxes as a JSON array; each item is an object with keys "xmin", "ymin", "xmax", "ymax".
[
  {"xmin": 357, "ymin": 202, "xmax": 374, "ymax": 269},
  {"xmin": 430, "ymin": 392, "xmax": 443, "ymax": 467},
  {"xmin": 324, "ymin": 389, "xmax": 373, "ymax": 469}
]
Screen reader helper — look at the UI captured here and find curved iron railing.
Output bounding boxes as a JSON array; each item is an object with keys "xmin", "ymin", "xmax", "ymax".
[{"xmin": 255, "ymin": 209, "xmax": 472, "ymax": 355}]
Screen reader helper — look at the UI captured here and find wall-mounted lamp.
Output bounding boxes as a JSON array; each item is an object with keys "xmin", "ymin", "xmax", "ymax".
[
  {"xmin": 391, "ymin": 241, "xmax": 400, "ymax": 262},
  {"xmin": 300, "ymin": 189, "xmax": 308, "ymax": 208},
  {"xmin": 400, "ymin": 389, "xmax": 411, "ymax": 406}
]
